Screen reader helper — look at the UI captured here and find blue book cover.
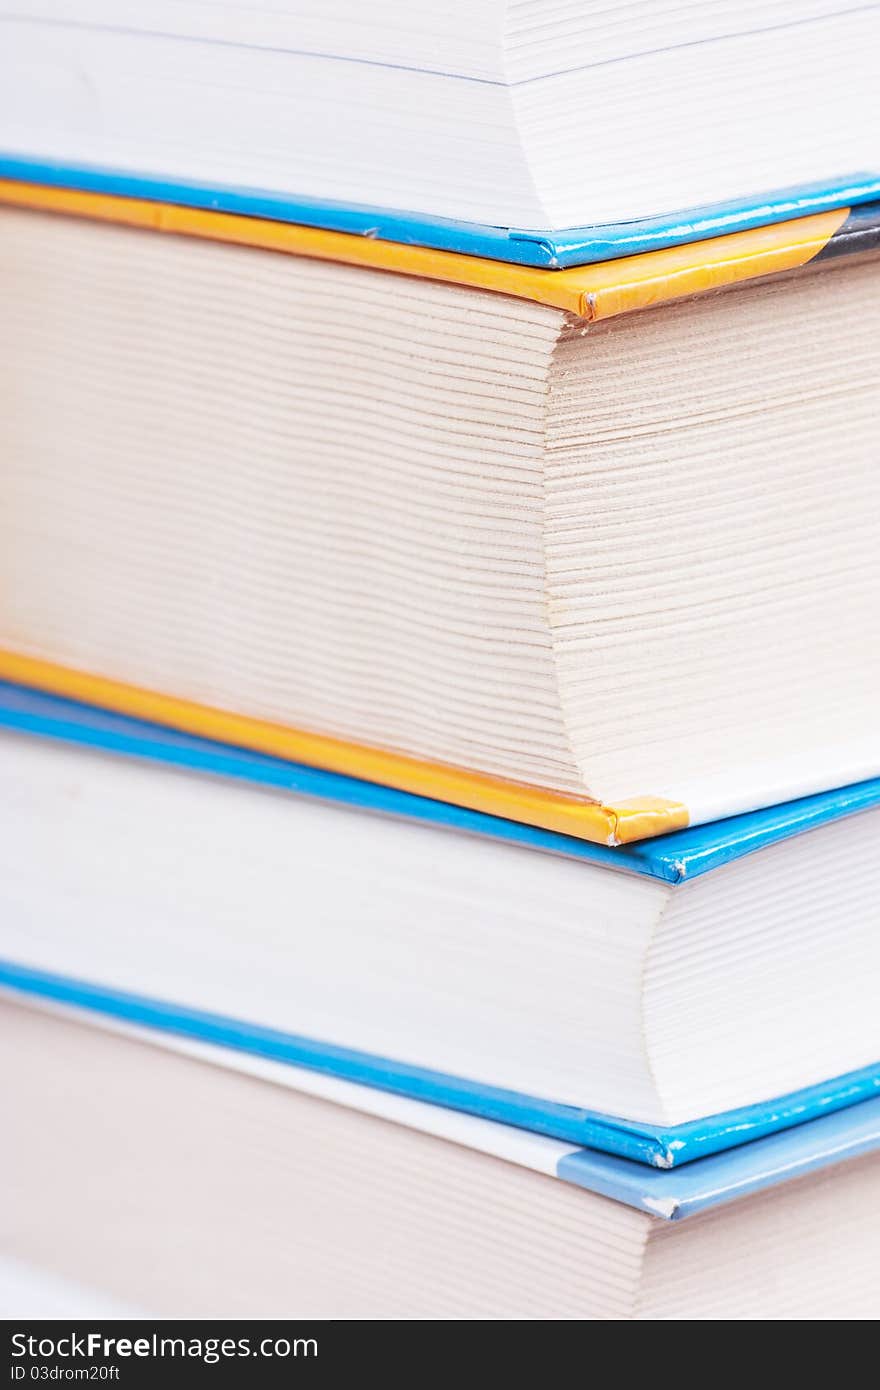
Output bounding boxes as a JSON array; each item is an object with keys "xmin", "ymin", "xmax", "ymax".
[
  {"xmin": 2, "ymin": 153, "xmax": 879, "ymax": 269},
  {"xmin": 12, "ymin": 994, "xmax": 880, "ymax": 1223},
  {"xmin": 1, "ymin": 678, "xmax": 878, "ymax": 1169}
]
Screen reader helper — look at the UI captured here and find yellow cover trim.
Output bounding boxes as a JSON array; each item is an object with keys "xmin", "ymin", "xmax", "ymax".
[
  {"xmin": 0, "ymin": 650, "xmax": 688, "ymax": 845},
  {"xmin": 0, "ymin": 179, "xmax": 850, "ymax": 321}
]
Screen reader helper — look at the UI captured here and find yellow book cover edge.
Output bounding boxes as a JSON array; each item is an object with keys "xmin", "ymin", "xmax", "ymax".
[{"xmin": 0, "ymin": 650, "xmax": 689, "ymax": 846}]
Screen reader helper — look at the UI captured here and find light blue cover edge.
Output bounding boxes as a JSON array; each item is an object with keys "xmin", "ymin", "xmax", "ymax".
[
  {"xmin": 1, "ymin": 679, "xmax": 879, "ymax": 886},
  {"xmin": 1, "ymin": 960, "xmax": 878, "ymax": 1172},
  {"xmin": 2, "ymin": 153, "xmax": 879, "ymax": 268}
]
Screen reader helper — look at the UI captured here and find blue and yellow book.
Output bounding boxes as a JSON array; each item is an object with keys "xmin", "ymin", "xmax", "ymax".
[
  {"xmin": 2, "ymin": 1, "xmax": 879, "ymax": 1326},
  {"xmin": 0, "ymin": 170, "xmax": 878, "ymax": 842}
]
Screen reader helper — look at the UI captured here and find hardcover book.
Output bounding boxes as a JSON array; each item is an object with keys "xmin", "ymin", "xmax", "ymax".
[
  {"xmin": 1, "ymin": 184, "xmax": 878, "ymax": 843},
  {"xmin": 2, "ymin": 681, "xmax": 878, "ymax": 1166},
  {"xmin": 4, "ymin": 0, "xmax": 879, "ymax": 1328},
  {"xmin": 4, "ymin": 997, "xmax": 879, "ymax": 1319},
  {"xmin": 0, "ymin": 2, "xmax": 877, "ymax": 260}
]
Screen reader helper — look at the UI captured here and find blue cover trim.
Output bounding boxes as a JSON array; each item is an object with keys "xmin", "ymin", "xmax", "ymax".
[
  {"xmin": 2, "ymin": 154, "xmax": 879, "ymax": 268},
  {"xmin": 1, "ymin": 679, "xmax": 879, "ymax": 886},
  {"xmin": 1, "ymin": 960, "xmax": 878, "ymax": 1170},
  {"xmin": 556, "ymin": 1096, "xmax": 880, "ymax": 1219},
  {"xmin": 531, "ymin": 176, "xmax": 880, "ymax": 267}
]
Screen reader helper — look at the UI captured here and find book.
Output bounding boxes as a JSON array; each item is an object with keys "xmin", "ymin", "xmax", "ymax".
[
  {"xmin": 4, "ymin": 996, "xmax": 879, "ymax": 1319},
  {"xmin": 0, "ymin": 4, "xmax": 877, "ymax": 258},
  {"xmin": 2, "ymin": 680, "xmax": 878, "ymax": 1164},
  {"xmin": 1, "ymin": 185, "xmax": 878, "ymax": 842},
  {"xmin": 3, "ymin": 2, "xmax": 878, "ymax": 1329}
]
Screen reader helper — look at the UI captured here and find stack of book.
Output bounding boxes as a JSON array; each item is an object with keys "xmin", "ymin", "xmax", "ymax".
[{"xmin": 1, "ymin": 2, "xmax": 878, "ymax": 1321}]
